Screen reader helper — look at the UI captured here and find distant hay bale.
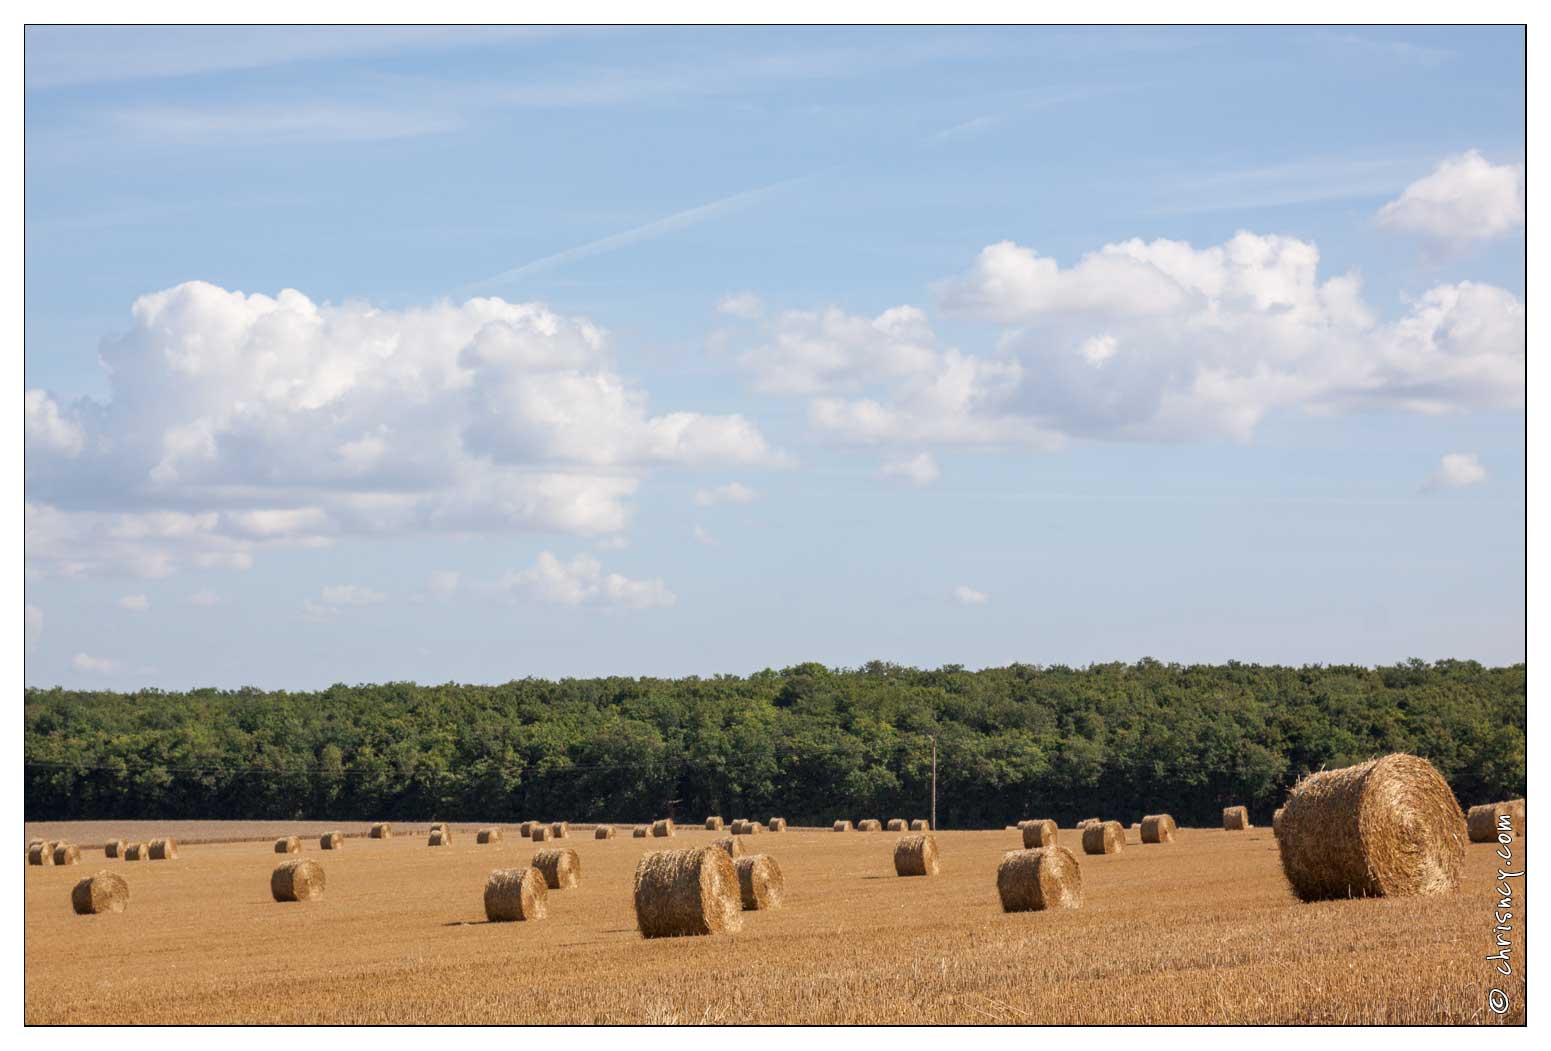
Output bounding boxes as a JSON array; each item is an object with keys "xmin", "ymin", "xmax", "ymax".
[
  {"xmin": 430, "ymin": 823, "xmax": 449, "ymax": 835},
  {"xmin": 833, "ymin": 820, "xmax": 853, "ymax": 832},
  {"xmin": 1140, "ymin": 814, "xmax": 1176, "ymax": 844},
  {"xmin": 72, "ymin": 870, "xmax": 130, "ymax": 915},
  {"xmin": 532, "ymin": 847, "xmax": 581, "ymax": 889},
  {"xmin": 1273, "ymin": 807, "xmax": 1286, "ymax": 839},
  {"xmin": 518, "ymin": 821, "xmax": 541, "ymax": 838},
  {"xmin": 477, "ymin": 827, "xmax": 502, "ymax": 844},
  {"xmin": 633, "ymin": 847, "xmax": 743, "ymax": 937},
  {"xmin": 894, "ymin": 833, "xmax": 940, "ymax": 877},
  {"xmin": 122, "ymin": 843, "xmax": 147, "ymax": 861},
  {"xmin": 271, "ymin": 859, "xmax": 325, "ymax": 902},
  {"xmin": 768, "ymin": 817, "xmax": 787, "ymax": 832},
  {"xmin": 275, "ymin": 836, "xmax": 301, "ymax": 854},
  {"xmin": 714, "ymin": 835, "xmax": 744, "ymax": 857},
  {"xmin": 1081, "ymin": 821, "xmax": 1124, "ymax": 855},
  {"xmin": 148, "ymin": 837, "xmax": 177, "ymax": 860},
  {"xmin": 741, "ymin": 821, "xmax": 763, "ymax": 835},
  {"xmin": 594, "ymin": 825, "xmax": 615, "ymax": 840},
  {"xmin": 428, "ymin": 829, "xmax": 452, "ymax": 847},
  {"xmin": 51, "ymin": 842, "xmax": 80, "ymax": 866},
  {"xmin": 1075, "ymin": 818, "xmax": 1100, "ymax": 830},
  {"xmin": 651, "ymin": 818, "xmax": 675, "ymax": 838},
  {"xmin": 1277, "ymin": 753, "xmax": 1467, "ymax": 902},
  {"xmin": 886, "ymin": 818, "xmax": 907, "ymax": 832},
  {"xmin": 997, "ymin": 846, "xmax": 1083, "ymax": 912},
  {"xmin": 1020, "ymin": 820, "xmax": 1058, "ymax": 849},
  {"xmin": 484, "ymin": 866, "xmax": 548, "ymax": 922},
  {"xmin": 549, "ymin": 822, "xmax": 570, "ymax": 839},
  {"xmin": 1222, "ymin": 806, "xmax": 1251, "ymax": 830},
  {"xmin": 104, "ymin": 840, "xmax": 123, "ymax": 859},
  {"xmin": 857, "ymin": 819, "xmax": 882, "ymax": 831},
  {"xmin": 1468, "ymin": 799, "xmax": 1526, "ymax": 842},
  {"xmin": 632, "ymin": 826, "xmax": 649, "ymax": 838},
  {"xmin": 729, "ymin": 820, "xmax": 747, "ymax": 834},
  {"xmin": 370, "ymin": 822, "xmax": 393, "ymax": 839},
  {"xmin": 705, "ymin": 817, "xmax": 724, "ymax": 831},
  {"xmin": 734, "ymin": 853, "xmax": 785, "ymax": 910},
  {"xmin": 321, "ymin": 831, "xmax": 345, "ymax": 850},
  {"xmin": 910, "ymin": 819, "xmax": 929, "ymax": 831},
  {"xmin": 28, "ymin": 842, "xmax": 52, "ymax": 865}
]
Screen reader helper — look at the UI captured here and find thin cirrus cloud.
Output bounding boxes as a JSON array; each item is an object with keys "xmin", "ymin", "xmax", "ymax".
[{"xmin": 1377, "ymin": 150, "xmax": 1524, "ymax": 245}]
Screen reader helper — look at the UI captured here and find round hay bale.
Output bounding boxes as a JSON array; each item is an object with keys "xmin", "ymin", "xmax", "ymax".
[
  {"xmin": 430, "ymin": 822, "xmax": 449, "ymax": 834},
  {"xmin": 734, "ymin": 853, "xmax": 785, "ymax": 910},
  {"xmin": 428, "ymin": 829, "xmax": 452, "ymax": 846},
  {"xmin": 857, "ymin": 819, "xmax": 882, "ymax": 831},
  {"xmin": 72, "ymin": 870, "xmax": 130, "ymax": 915},
  {"xmin": 1081, "ymin": 821, "xmax": 1123, "ymax": 855},
  {"xmin": 632, "ymin": 826, "xmax": 649, "ymax": 838},
  {"xmin": 517, "ymin": 821, "xmax": 539, "ymax": 837},
  {"xmin": 1467, "ymin": 799, "xmax": 1526, "ymax": 842},
  {"xmin": 705, "ymin": 816, "xmax": 725, "ymax": 831},
  {"xmin": 321, "ymin": 831, "xmax": 345, "ymax": 850},
  {"xmin": 531, "ymin": 825, "xmax": 551, "ymax": 843},
  {"xmin": 1222, "ymin": 805, "xmax": 1251, "ymax": 830},
  {"xmin": 894, "ymin": 833, "xmax": 940, "ymax": 877},
  {"xmin": 104, "ymin": 839, "xmax": 124, "ymax": 859},
  {"xmin": 997, "ymin": 846, "xmax": 1083, "ymax": 912},
  {"xmin": 484, "ymin": 866, "xmax": 548, "ymax": 922},
  {"xmin": 1277, "ymin": 753, "xmax": 1466, "ymax": 902},
  {"xmin": 27, "ymin": 842, "xmax": 52, "ymax": 866},
  {"xmin": 909, "ymin": 818, "xmax": 929, "ymax": 831},
  {"xmin": 476, "ymin": 827, "xmax": 501, "ymax": 844},
  {"xmin": 714, "ymin": 836, "xmax": 744, "ymax": 858},
  {"xmin": 122, "ymin": 843, "xmax": 147, "ymax": 861},
  {"xmin": 271, "ymin": 859, "xmax": 325, "ymax": 902},
  {"xmin": 531, "ymin": 847, "xmax": 581, "ymax": 889},
  {"xmin": 549, "ymin": 822, "xmax": 570, "ymax": 839},
  {"xmin": 275, "ymin": 835, "xmax": 301, "ymax": 854},
  {"xmin": 651, "ymin": 818, "xmax": 675, "ymax": 838},
  {"xmin": 1272, "ymin": 807, "xmax": 1286, "ymax": 839},
  {"xmin": 1075, "ymin": 818, "xmax": 1100, "ymax": 830},
  {"xmin": 741, "ymin": 821, "xmax": 763, "ymax": 835},
  {"xmin": 1140, "ymin": 814, "xmax": 1176, "ymax": 844},
  {"xmin": 633, "ymin": 847, "xmax": 743, "ymax": 937},
  {"xmin": 833, "ymin": 820, "xmax": 853, "ymax": 832},
  {"xmin": 886, "ymin": 818, "xmax": 907, "ymax": 832},
  {"xmin": 53, "ymin": 843, "xmax": 81, "ymax": 866},
  {"xmin": 370, "ymin": 822, "xmax": 393, "ymax": 839},
  {"xmin": 148, "ymin": 837, "xmax": 177, "ymax": 860},
  {"xmin": 594, "ymin": 825, "xmax": 615, "ymax": 840},
  {"xmin": 728, "ymin": 819, "xmax": 747, "ymax": 835},
  {"xmin": 768, "ymin": 817, "xmax": 787, "ymax": 831},
  {"xmin": 1020, "ymin": 820, "xmax": 1058, "ymax": 849}
]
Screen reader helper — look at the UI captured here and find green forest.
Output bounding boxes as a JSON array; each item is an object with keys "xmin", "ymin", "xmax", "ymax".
[{"xmin": 24, "ymin": 659, "xmax": 1525, "ymax": 827}]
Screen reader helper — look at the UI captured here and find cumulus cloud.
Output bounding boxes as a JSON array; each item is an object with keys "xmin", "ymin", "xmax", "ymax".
[
  {"xmin": 1377, "ymin": 151, "xmax": 1524, "ymax": 245},
  {"xmin": 25, "ymin": 281, "xmax": 785, "ymax": 579},
  {"xmin": 118, "ymin": 594, "xmax": 149, "ymax": 611},
  {"xmin": 72, "ymin": 652, "xmax": 119, "ymax": 673},
  {"xmin": 952, "ymin": 584, "xmax": 988, "ymax": 606},
  {"xmin": 497, "ymin": 551, "xmax": 675, "ymax": 610},
  {"xmin": 717, "ymin": 292, "xmax": 764, "ymax": 320},
  {"xmin": 880, "ymin": 452, "xmax": 941, "ymax": 486},
  {"xmin": 693, "ymin": 481, "xmax": 757, "ymax": 506},
  {"xmin": 1424, "ymin": 452, "xmax": 1488, "ymax": 491},
  {"xmin": 302, "ymin": 583, "xmax": 386, "ymax": 622}
]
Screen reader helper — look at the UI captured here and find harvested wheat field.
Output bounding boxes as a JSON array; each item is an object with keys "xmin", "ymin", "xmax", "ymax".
[{"xmin": 23, "ymin": 822, "xmax": 1525, "ymax": 1024}]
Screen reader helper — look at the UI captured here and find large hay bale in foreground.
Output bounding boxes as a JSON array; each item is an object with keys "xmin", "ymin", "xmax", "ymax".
[
  {"xmin": 632, "ymin": 826, "xmax": 649, "ymax": 838},
  {"xmin": 531, "ymin": 825, "xmax": 551, "ymax": 843},
  {"xmin": 894, "ymin": 833, "xmax": 940, "ymax": 877},
  {"xmin": 321, "ymin": 831, "xmax": 345, "ymax": 850},
  {"xmin": 1081, "ymin": 821, "xmax": 1123, "ymax": 855},
  {"xmin": 271, "ymin": 859, "xmax": 325, "ymax": 902},
  {"xmin": 549, "ymin": 822, "xmax": 570, "ymax": 839},
  {"xmin": 122, "ymin": 843, "xmax": 147, "ymax": 861},
  {"xmin": 734, "ymin": 854, "xmax": 785, "ymax": 910},
  {"xmin": 634, "ymin": 847, "xmax": 743, "ymax": 937},
  {"xmin": 532, "ymin": 848, "xmax": 581, "ymax": 889},
  {"xmin": 714, "ymin": 836, "xmax": 744, "ymax": 858},
  {"xmin": 370, "ymin": 822, "xmax": 393, "ymax": 839},
  {"xmin": 1278, "ymin": 753, "xmax": 1466, "ymax": 902},
  {"xmin": 705, "ymin": 816, "xmax": 724, "ymax": 831},
  {"xmin": 910, "ymin": 819, "xmax": 929, "ymax": 831},
  {"xmin": 28, "ymin": 842, "xmax": 52, "ymax": 866},
  {"xmin": 484, "ymin": 867, "xmax": 548, "ymax": 922},
  {"xmin": 857, "ymin": 819, "xmax": 882, "ymax": 831},
  {"xmin": 428, "ymin": 829, "xmax": 452, "ymax": 847},
  {"xmin": 1467, "ymin": 799, "xmax": 1526, "ymax": 842},
  {"xmin": 768, "ymin": 817, "xmax": 787, "ymax": 832},
  {"xmin": 1140, "ymin": 814, "xmax": 1176, "ymax": 844},
  {"xmin": 886, "ymin": 818, "xmax": 907, "ymax": 832},
  {"xmin": 1222, "ymin": 806, "xmax": 1251, "ymax": 830},
  {"xmin": 651, "ymin": 818, "xmax": 675, "ymax": 838},
  {"xmin": 72, "ymin": 870, "xmax": 130, "ymax": 915},
  {"xmin": 833, "ymin": 820, "xmax": 853, "ymax": 832},
  {"xmin": 476, "ymin": 828, "xmax": 501, "ymax": 844},
  {"xmin": 53, "ymin": 843, "xmax": 81, "ymax": 866},
  {"xmin": 148, "ymin": 838, "xmax": 177, "ymax": 860},
  {"xmin": 997, "ymin": 846, "xmax": 1083, "ymax": 912},
  {"xmin": 1020, "ymin": 820, "xmax": 1058, "ymax": 848},
  {"xmin": 275, "ymin": 836, "xmax": 301, "ymax": 854},
  {"xmin": 104, "ymin": 840, "xmax": 124, "ymax": 859}
]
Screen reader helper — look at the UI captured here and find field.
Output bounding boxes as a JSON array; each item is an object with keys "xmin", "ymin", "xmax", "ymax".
[{"xmin": 25, "ymin": 821, "xmax": 1526, "ymax": 1024}]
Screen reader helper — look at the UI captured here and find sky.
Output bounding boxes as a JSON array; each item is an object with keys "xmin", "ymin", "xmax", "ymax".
[{"xmin": 22, "ymin": 26, "xmax": 1526, "ymax": 689}]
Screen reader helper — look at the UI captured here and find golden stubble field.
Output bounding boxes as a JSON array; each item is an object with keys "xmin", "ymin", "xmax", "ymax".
[{"xmin": 24, "ymin": 823, "xmax": 1526, "ymax": 1024}]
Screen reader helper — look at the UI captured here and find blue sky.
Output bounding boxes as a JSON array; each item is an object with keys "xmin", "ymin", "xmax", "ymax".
[{"xmin": 23, "ymin": 26, "xmax": 1525, "ymax": 689}]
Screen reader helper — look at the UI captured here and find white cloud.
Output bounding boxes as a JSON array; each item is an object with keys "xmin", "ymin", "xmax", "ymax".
[
  {"xmin": 1424, "ymin": 452, "xmax": 1488, "ymax": 491},
  {"xmin": 188, "ymin": 590, "xmax": 222, "ymax": 607},
  {"xmin": 118, "ymin": 594, "xmax": 149, "ymax": 611},
  {"xmin": 691, "ymin": 524, "xmax": 718, "ymax": 546},
  {"xmin": 498, "ymin": 551, "xmax": 675, "ymax": 610},
  {"xmin": 25, "ymin": 605, "xmax": 42, "ymax": 649},
  {"xmin": 302, "ymin": 583, "xmax": 386, "ymax": 621},
  {"xmin": 880, "ymin": 452, "xmax": 941, "ymax": 487},
  {"xmin": 693, "ymin": 481, "xmax": 758, "ymax": 507},
  {"xmin": 952, "ymin": 585, "xmax": 988, "ymax": 606},
  {"xmin": 1377, "ymin": 151, "xmax": 1524, "ymax": 245},
  {"xmin": 428, "ymin": 570, "xmax": 461, "ymax": 598},
  {"xmin": 72, "ymin": 652, "xmax": 119, "ymax": 673},
  {"xmin": 26, "ymin": 281, "xmax": 785, "ymax": 579},
  {"xmin": 717, "ymin": 292, "xmax": 765, "ymax": 320}
]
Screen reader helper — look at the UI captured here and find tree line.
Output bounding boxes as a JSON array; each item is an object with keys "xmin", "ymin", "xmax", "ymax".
[{"xmin": 24, "ymin": 658, "xmax": 1525, "ymax": 827}]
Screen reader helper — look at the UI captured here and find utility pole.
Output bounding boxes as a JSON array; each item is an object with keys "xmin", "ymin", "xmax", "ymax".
[{"xmin": 930, "ymin": 735, "xmax": 938, "ymax": 831}]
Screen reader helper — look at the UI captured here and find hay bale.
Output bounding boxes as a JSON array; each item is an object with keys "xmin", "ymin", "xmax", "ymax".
[
  {"xmin": 149, "ymin": 837, "xmax": 177, "ymax": 860},
  {"xmin": 1222, "ymin": 805, "xmax": 1251, "ymax": 830},
  {"xmin": 53, "ymin": 843, "xmax": 81, "ymax": 866},
  {"xmin": 714, "ymin": 836, "xmax": 744, "ymax": 858},
  {"xmin": 275, "ymin": 836, "xmax": 301, "ymax": 854},
  {"xmin": 531, "ymin": 825, "xmax": 551, "ymax": 843},
  {"xmin": 430, "ymin": 822, "xmax": 449, "ymax": 835},
  {"xmin": 1272, "ymin": 807, "xmax": 1285, "ymax": 839},
  {"xmin": 857, "ymin": 819, "xmax": 882, "ymax": 831},
  {"xmin": 1020, "ymin": 820, "xmax": 1058, "ymax": 848},
  {"xmin": 734, "ymin": 853, "xmax": 785, "ymax": 910},
  {"xmin": 594, "ymin": 825, "xmax": 615, "ymax": 840},
  {"xmin": 833, "ymin": 820, "xmax": 853, "ymax": 832},
  {"xmin": 1468, "ymin": 799, "xmax": 1527, "ymax": 842},
  {"xmin": 1140, "ymin": 814, "xmax": 1176, "ymax": 844},
  {"xmin": 476, "ymin": 827, "xmax": 502, "ymax": 844},
  {"xmin": 549, "ymin": 822, "xmax": 570, "ymax": 839},
  {"xmin": 531, "ymin": 847, "xmax": 581, "ymax": 889},
  {"xmin": 321, "ymin": 831, "xmax": 345, "ymax": 850},
  {"xmin": 104, "ymin": 840, "xmax": 124, "ymax": 859},
  {"xmin": 768, "ymin": 817, "xmax": 787, "ymax": 832},
  {"xmin": 271, "ymin": 859, "xmax": 325, "ymax": 902},
  {"xmin": 370, "ymin": 822, "xmax": 393, "ymax": 839},
  {"xmin": 428, "ymin": 829, "xmax": 452, "ymax": 846},
  {"xmin": 997, "ymin": 846, "xmax": 1083, "ymax": 912},
  {"xmin": 27, "ymin": 842, "xmax": 52, "ymax": 866},
  {"xmin": 632, "ymin": 826, "xmax": 649, "ymax": 838},
  {"xmin": 122, "ymin": 843, "xmax": 147, "ymax": 861},
  {"xmin": 886, "ymin": 818, "xmax": 907, "ymax": 832},
  {"xmin": 741, "ymin": 821, "xmax": 763, "ymax": 835},
  {"xmin": 705, "ymin": 816, "xmax": 725, "ymax": 831},
  {"xmin": 517, "ymin": 821, "xmax": 539, "ymax": 838},
  {"xmin": 909, "ymin": 819, "xmax": 929, "ymax": 831},
  {"xmin": 1081, "ymin": 821, "xmax": 1123, "ymax": 855},
  {"xmin": 894, "ymin": 833, "xmax": 940, "ymax": 877},
  {"xmin": 633, "ymin": 847, "xmax": 743, "ymax": 937},
  {"xmin": 1075, "ymin": 818, "xmax": 1100, "ymax": 830},
  {"xmin": 484, "ymin": 866, "xmax": 548, "ymax": 921},
  {"xmin": 72, "ymin": 870, "xmax": 130, "ymax": 915},
  {"xmin": 1277, "ymin": 753, "xmax": 1466, "ymax": 902},
  {"xmin": 651, "ymin": 818, "xmax": 675, "ymax": 838}
]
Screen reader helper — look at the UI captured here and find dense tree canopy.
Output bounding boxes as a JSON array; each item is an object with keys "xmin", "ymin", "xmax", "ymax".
[{"xmin": 25, "ymin": 659, "xmax": 1525, "ymax": 827}]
